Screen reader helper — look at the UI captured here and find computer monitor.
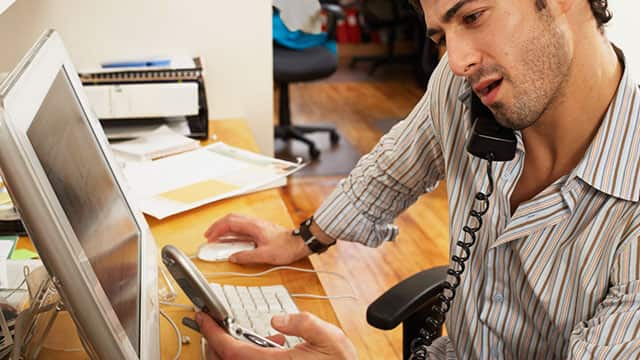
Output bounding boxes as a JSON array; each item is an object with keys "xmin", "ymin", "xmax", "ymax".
[{"xmin": 0, "ymin": 30, "xmax": 159, "ymax": 359}]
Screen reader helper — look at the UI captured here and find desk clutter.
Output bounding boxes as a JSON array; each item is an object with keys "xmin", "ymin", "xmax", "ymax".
[
  {"xmin": 78, "ymin": 56, "xmax": 209, "ymax": 141},
  {"xmin": 118, "ymin": 139, "xmax": 304, "ymax": 219},
  {"xmin": 110, "ymin": 125, "xmax": 200, "ymax": 161},
  {"xmin": 0, "ymin": 258, "xmax": 50, "ymax": 359},
  {"xmin": 0, "ymin": 180, "xmax": 25, "ymax": 238}
]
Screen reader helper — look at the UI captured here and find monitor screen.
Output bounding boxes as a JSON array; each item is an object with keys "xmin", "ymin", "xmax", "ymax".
[{"xmin": 25, "ymin": 68, "xmax": 141, "ymax": 352}]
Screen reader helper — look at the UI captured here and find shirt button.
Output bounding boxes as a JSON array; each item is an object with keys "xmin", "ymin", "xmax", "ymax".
[{"xmin": 493, "ymin": 293, "xmax": 504, "ymax": 303}]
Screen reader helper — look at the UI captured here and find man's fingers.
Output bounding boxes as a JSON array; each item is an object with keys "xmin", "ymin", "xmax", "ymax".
[
  {"xmin": 204, "ymin": 214, "xmax": 261, "ymax": 241},
  {"xmin": 195, "ymin": 313, "xmax": 234, "ymax": 348},
  {"xmin": 266, "ymin": 334, "xmax": 286, "ymax": 346},
  {"xmin": 271, "ymin": 312, "xmax": 343, "ymax": 346},
  {"xmin": 195, "ymin": 313, "xmax": 277, "ymax": 359},
  {"xmin": 229, "ymin": 248, "xmax": 273, "ymax": 264}
]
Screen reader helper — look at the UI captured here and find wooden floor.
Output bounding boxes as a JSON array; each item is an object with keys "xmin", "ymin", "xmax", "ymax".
[{"xmin": 278, "ymin": 65, "xmax": 451, "ymax": 359}]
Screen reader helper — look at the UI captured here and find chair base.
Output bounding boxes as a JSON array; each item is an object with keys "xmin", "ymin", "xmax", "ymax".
[{"xmin": 275, "ymin": 124, "xmax": 340, "ymax": 160}]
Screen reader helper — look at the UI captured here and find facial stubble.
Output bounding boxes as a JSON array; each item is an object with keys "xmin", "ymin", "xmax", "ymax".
[{"xmin": 490, "ymin": 10, "xmax": 571, "ymax": 130}]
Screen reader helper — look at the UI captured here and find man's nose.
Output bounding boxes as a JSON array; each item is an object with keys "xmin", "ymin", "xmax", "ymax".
[{"xmin": 446, "ymin": 37, "xmax": 481, "ymax": 77}]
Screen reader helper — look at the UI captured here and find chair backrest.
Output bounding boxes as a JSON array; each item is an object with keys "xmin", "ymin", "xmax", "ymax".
[{"xmin": 360, "ymin": 0, "xmax": 414, "ymax": 29}]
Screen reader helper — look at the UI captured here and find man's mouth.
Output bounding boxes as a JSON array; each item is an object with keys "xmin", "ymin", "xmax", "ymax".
[
  {"xmin": 479, "ymin": 79, "xmax": 501, "ymax": 95},
  {"xmin": 474, "ymin": 78, "xmax": 503, "ymax": 105}
]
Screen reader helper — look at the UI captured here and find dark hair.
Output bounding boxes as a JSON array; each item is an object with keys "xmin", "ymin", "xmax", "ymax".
[{"xmin": 408, "ymin": 0, "xmax": 612, "ymax": 29}]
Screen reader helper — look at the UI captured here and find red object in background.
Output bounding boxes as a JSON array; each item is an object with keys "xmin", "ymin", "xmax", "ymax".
[
  {"xmin": 321, "ymin": 10, "xmax": 327, "ymax": 32},
  {"xmin": 345, "ymin": 8, "xmax": 361, "ymax": 43},
  {"xmin": 370, "ymin": 30, "xmax": 381, "ymax": 44},
  {"xmin": 336, "ymin": 17, "xmax": 349, "ymax": 43}
]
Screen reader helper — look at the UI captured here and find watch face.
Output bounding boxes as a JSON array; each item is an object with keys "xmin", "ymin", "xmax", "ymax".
[{"xmin": 309, "ymin": 240, "xmax": 328, "ymax": 254}]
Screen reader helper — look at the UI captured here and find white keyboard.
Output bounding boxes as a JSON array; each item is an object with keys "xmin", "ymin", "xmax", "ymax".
[{"xmin": 209, "ymin": 283, "xmax": 303, "ymax": 347}]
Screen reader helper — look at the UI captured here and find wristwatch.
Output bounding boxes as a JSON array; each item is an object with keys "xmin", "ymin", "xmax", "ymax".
[{"xmin": 292, "ymin": 216, "xmax": 335, "ymax": 254}]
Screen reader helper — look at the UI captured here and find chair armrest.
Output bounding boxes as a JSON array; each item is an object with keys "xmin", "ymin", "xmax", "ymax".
[
  {"xmin": 367, "ymin": 266, "xmax": 448, "ymax": 330},
  {"xmin": 321, "ymin": 3, "xmax": 345, "ymax": 39}
]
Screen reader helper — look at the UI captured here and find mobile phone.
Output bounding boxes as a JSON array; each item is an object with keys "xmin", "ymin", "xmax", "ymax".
[{"xmin": 161, "ymin": 245, "xmax": 283, "ymax": 349}]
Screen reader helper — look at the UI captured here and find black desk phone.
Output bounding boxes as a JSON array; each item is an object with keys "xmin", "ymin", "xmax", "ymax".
[{"xmin": 409, "ymin": 93, "xmax": 516, "ymax": 360}]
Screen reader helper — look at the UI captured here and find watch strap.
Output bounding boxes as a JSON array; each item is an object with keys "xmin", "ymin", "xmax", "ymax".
[{"xmin": 292, "ymin": 217, "xmax": 334, "ymax": 254}]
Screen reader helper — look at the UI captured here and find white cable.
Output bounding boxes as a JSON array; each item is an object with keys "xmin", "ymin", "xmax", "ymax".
[
  {"xmin": 41, "ymin": 345, "xmax": 83, "ymax": 352},
  {"xmin": 159, "ymin": 308, "xmax": 182, "ymax": 360},
  {"xmin": 159, "ymin": 267, "xmax": 178, "ymax": 302},
  {"xmin": 202, "ymin": 265, "xmax": 358, "ymax": 300},
  {"xmin": 160, "ymin": 300, "xmax": 194, "ymax": 310},
  {"xmin": 290, "ymin": 294, "xmax": 357, "ymax": 300},
  {"xmin": 201, "ymin": 338, "xmax": 208, "ymax": 359}
]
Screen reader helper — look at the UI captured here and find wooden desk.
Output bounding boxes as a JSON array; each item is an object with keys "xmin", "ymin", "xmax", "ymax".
[{"xmin": 35, "ymin": 119, "xmax": 338, "ymax": 359}]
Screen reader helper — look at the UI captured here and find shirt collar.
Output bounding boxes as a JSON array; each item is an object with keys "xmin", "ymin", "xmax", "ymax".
[{"xmin": 570, "ymin": 46, "xmax": 640, "ymax": 202}]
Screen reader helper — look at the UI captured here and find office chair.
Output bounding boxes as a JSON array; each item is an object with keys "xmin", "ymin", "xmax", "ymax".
[
  {"xmin": 273, "ymin": 3, "xmax": 343, "ymax": 160},
  {"xmin": 367, "ymin": 265, "xmax": 448, "ymax": 359},
  {"xmin": 349, "ymin": 0, "xmax": 422, "ymax": 75}
]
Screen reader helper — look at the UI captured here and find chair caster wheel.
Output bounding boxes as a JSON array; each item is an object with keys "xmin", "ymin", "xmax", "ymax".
[{"xmin": 329, "ymin": 131, "xmax": 340, "ymax": 145}]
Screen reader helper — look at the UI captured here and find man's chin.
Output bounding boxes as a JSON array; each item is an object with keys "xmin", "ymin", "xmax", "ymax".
[
  {"xmin": 496, "ymin": 117, "xmax": 535, "ymax": 131},
  {"xmin": 492, "ymin": 110, "xmax": 533, "ymax": 130}
]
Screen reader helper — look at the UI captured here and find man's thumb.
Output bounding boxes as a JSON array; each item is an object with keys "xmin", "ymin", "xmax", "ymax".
[{"xmin": 271, "ymin": 312, "xmax": 338, "ymax": 345}]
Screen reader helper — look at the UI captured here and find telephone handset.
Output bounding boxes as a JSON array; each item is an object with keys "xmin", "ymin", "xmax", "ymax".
[
  {"xmin": 409, "ymin": 93, "xmax": 516, "ymax": 360},
  {"xmin": 466, "ymin": 93, "xmax": 517, "ymax": 161}
]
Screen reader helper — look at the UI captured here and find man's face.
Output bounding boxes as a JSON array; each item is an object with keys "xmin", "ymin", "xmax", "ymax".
[{"xmin": 422, "ymin": 0, "xmax": 572, "ymax": 129}]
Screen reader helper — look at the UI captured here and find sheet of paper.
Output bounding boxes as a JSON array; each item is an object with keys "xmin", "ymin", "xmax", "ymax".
[
  {"xmin": 0, "ymin": 237, "xmax": 16, "ymax": 259},
  {"xmin": 110, "ymin": 125, "xmax": 199, "ymax": 160},
  {"xmin": 0, "ymin": 259, "xmax": 42, "ymax": 290},
  {"xmin": 122, "ymin": 142, "xmax": 304, "ymax": 219},
  {"xmin": 0, "ymin": 261, "xmax": 6, "ymax": 290},
  {"xmin": 0, "ymin": 192, "xmax": 10, "ymax": 206}
]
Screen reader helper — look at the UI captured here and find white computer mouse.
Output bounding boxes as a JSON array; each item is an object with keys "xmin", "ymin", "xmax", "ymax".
[{"xmin": 197, "ymin": 241, "xmax": 256, "ymax": 262}]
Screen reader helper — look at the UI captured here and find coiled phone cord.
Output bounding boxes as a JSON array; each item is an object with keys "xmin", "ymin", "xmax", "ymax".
[{"xmin": 409, "ymin": 157, "xmax": 495, "ymax": 360}]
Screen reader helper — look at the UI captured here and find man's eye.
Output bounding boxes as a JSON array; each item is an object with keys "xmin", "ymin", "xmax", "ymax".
[{"xmin": 462, "ymin": 11, "xmax": 484, "ymax": 25}]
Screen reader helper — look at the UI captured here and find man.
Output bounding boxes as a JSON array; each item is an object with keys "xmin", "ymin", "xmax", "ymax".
[{"xmin": 197, "ymin": 0, "xmax": 640, "ymax": 358}]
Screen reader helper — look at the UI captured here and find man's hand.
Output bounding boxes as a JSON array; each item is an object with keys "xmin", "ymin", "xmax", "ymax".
[
  {"xmin": 204, "ymin": 214, "xmax": 311, "ymax": 265},
  {"xmin": 195, "ymin": 312, "xmax": 357, "ymax": 360}
]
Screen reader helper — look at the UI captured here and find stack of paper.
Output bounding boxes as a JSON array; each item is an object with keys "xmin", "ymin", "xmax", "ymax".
[
  {"xmin": 121, "ymin": 142, "xmax": 304, "ymax": 219},
  {"xmin": 110, "ymin": 125, "xmax": 200, "ymax": 160}
]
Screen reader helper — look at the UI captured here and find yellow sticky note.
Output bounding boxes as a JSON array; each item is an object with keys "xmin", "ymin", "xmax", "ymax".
[
  {"xmin": 159, "ymin": 180, "xmax": 240, "ymax": 204},
  {"xmin": 0, "ymin": 192, "xmax": 11, "ymax": 205}
]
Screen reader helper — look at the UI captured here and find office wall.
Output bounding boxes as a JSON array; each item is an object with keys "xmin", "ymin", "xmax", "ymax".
[
  {"xmin": 0, "ymin": 0, "xmax": 274, "ymax": 155},
  {"xmin": 607, "ymin": 2, "xmax": 639, "ymax": 71},
  {"xmin": 0, "ymin": 0, "xmax": 13, "ymax": 15}
]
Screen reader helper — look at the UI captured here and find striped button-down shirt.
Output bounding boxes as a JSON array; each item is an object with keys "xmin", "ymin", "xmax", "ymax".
[{"xmin": 314, "ymin": 50, "xmax": 640, "ymax": 359}]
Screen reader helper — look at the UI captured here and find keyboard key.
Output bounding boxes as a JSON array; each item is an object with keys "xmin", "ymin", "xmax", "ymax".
[
  {"xmin": 209, "ymin": 283, "xmax": 230, "ymax": 312},
  {"xmin": 209, "ymin": 282, "xmax": 303, "ymax": 348}
]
